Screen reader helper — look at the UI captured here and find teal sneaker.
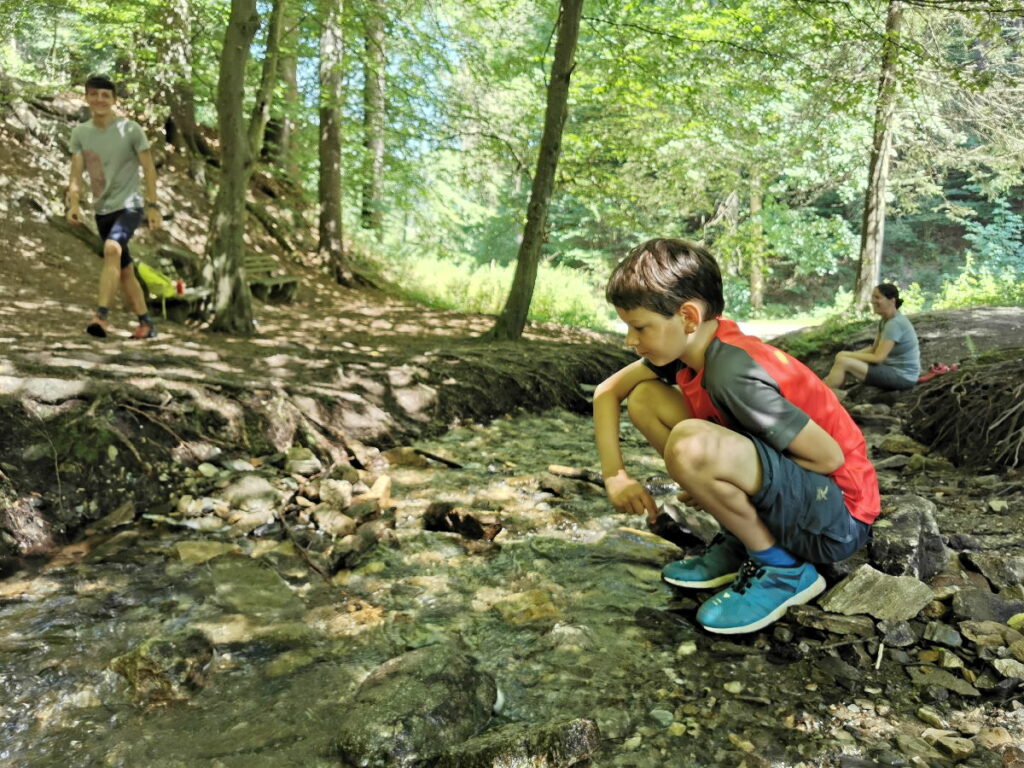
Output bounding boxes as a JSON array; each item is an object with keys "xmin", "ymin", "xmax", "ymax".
[
  {"xmin": 662, "ymin": 532, "xmax": 745, "ymax": 589},
  {"xmin": 696, "ymin": 560, "xmax": 826, "ymax": 635}
]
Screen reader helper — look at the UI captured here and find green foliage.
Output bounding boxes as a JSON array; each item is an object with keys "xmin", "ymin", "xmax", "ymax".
[
  {"xmin": 932, "ymin": 254, "xmax": 1024, "ymax": 309},
  {"xmin": 962, "ymin": 200, "xmax": 1024, "ymax": 279},
  {"xmin": 389, "ymin": 254, "xmax": 615, "ymax": 330}
]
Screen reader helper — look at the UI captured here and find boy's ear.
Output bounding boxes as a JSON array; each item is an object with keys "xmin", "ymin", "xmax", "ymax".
[{"xmin": 677, "ymin": 300, "xmax": 704, "ymax": 329}]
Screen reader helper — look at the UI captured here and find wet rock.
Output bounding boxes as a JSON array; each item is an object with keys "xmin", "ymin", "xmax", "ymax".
[
  {"xmin": 962, "ymin": 552, "xmax": 1024, "ymax": 593},
  {"xmin": 206, "ymin": 556, "xmax": 304, "ymax": 620},
  {"xmin": 216, "ymin": 475, "xmax": 289, "ymax": 517},
  {"xmin": 312, "ymin": 507, "xmax": 356, "ymax": 538},
  {"xmin": 319, "ymin": 478, "xmax": 354, "ymax": 508},
  {"xmin": 974, "ymin": 726, "xmax": 1015, "ymax": 751},
  {"xmin": 869, "ymin": 495, "xmax": 954, "ymax": 580},
  {"xmin": 991, "ymin": 658, "xmax": 1024, "ymax": 680},
  {"xmin": 381, "ymin": 446, "xmax": 430, "ymax": 468},
  {"xmin": 423, "ymin": 502, "xmax": 503, "ymax": 540},
  {"xmin": 433, "ymin": 718, "xmax": 600, "ymax": 768},
  {"xmin": 109, "ymin": 630, "xmax": 213, "ymax": 706},
  {"xmin": 788, "ymin": 605, "xmax": 875, "ymax": 637},
  {"xmin": 819, "ymin": 565, "xmax": 933, "ymax": 621},
  {"xmin": 588, "ymin": 526, "xmax": 681, "ymax": 567},
  {"xmin": 905, "ymin": 666, "xmax": 980, "ymax": 697},
  {"xmin": 284, "ymin": 446, "xmax": 322, "ymax": 475},
  {"xmin": 174, "ymin": 540, "xmax": 240, "ymax": 564},
  {"xmin": 931, "ymin": 734, "xmax": 975, "ymax": 760},
  {"xmin": 335, "ymin": 644, "xmax": 497, "ymax": 768},
  {"xmin": 538, "ymin": 473, "xmax": 598, "ymax": 498},
  {"xmin": 951, "ymin": 588, "xmax": 1024, "ymax": 624},
  {"xmin": 922, "ymin": 621, "xmax": 962, "ymax": 647},
  {"xmin": 878, "ymin": 619, "xmax": 918, "ymax": 647}
]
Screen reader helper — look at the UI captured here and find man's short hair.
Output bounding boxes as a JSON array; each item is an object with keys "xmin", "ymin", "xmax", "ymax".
[
  {"xmin": 84, "ymin": 74, "xmax": 117, "ymax": 96},
  {"xmin": 606, "ymin": 238, "xmax": 724, "ymax": 318}
]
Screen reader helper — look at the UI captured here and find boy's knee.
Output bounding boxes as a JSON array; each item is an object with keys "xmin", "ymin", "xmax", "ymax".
[
  {"xmin": 625, "ymin": 379, "xmax": 664, "ymax": 423},
  {"xmin": 103, "ymin": 240, "xmax": 122, "ymax": 260},
  {"xmin": 664, "ymin": 420, "xmax": 713, "ymax": 471}
]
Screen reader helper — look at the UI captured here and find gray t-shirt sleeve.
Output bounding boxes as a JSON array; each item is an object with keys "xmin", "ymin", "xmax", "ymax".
[
  {"xmin": 127, "ymin": 121, "xmax": 150, "ymax": 154},
  {"xmin": 70, "ymin": 125, "xmax": 83, "ymax": 154},
  {"xmin": 703, "ymin": 345, "xmax": 810, "ymax": 451}
]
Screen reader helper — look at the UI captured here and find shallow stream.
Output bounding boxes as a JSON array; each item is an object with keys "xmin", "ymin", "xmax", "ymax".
[{"xmin": 1, "ymin": 409, "xmax": 1019, "ymax": 767}]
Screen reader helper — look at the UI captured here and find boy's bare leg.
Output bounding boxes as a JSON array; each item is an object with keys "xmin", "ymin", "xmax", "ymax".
[
  {"xmin": 120, "ymin": 264, "xmax": 147, "ymax": 316},
  {"xmin": 96, "ymin": 241, "xmax": 123, "ymax": 314},
  {"xmin": 824, "ymin": 356, "xmax": 869, "ymax": 389},
  {"xmin": 662, "ymin": 420, "xmax": 774, "ymax": 552},
  {"xmin": 625, "ymin": 379, "xmax": 690, "ymax": 454}
]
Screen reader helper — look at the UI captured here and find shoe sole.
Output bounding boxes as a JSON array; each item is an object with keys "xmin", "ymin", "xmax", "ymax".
[
  {"xmin": 663, "ymin": 571, "xmax": 737, "ymax": 589},
  {"xmin": 700, "ymin": 573, "xmax": 827, "ymax": 635}
]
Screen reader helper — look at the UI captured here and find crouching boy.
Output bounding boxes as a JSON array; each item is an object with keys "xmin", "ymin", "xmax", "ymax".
[{"xmin": 593, "ymin": 238, "xmax": 879, "ymax": 634}]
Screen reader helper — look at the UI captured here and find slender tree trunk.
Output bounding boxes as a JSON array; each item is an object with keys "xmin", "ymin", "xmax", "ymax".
[
  {"xmin": 487, "ymin": 0, "xmax": 584, "ymax": 341},
  {"xmin": 248, "ymin": 0, "xmax": 286, "ymax": 162},
  {"xmin": 360, "ymin": 0, "xmax": 387, "ymax": 238},
  {"xmin": 319, "ymin": 0, "xmax": 350, "ymax": 284},
  {"xmin": 264, "ymin": 0, "xmax": 300, "ymax": 178},
  {"xmin": 206, "ymin": 0, "xmax": 261, "ymax": 334},
  {"xmin": 854, "ymin": 0, "xmax": 902, "ymax": 310},
  {"xmin": 749, "ymin": 186, "xmax": 765, "ymax": 312},
  {"xmin": 155, "ymin": 0, "xmax": 207, "ymax": 182}
]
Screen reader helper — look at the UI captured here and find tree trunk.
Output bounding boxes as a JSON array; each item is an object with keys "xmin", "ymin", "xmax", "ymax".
[
  {"xmin": 360, "ymin": 0, "xmax": 387, "ymax": 238},
  {"xmin": 486, "ymin": 0, "xmax": 584, "ymax": 341},
  {"xmin": 263, "ymin": 0, "xmax": 300, "ymax": 179},
  {"xmin": 155, "ymin": 0, "xmax": 207, "ymax": 182},
  {"xmin": 248, "ymin": 0, "xmax": 286, "ymax": 162},
  {"xmin": 749, "ymin": 186, "xmax": 765, "ymax": 313},
  {"xmin": 854, "ymin": 0, "xmax": 902, "ymax": 310},
  {"xmin": 205, "ymin": 0, "xmax": 261, "ymax": 334},
  {"xmin": 319, "ymin": 0, "xmax": 350, "ymax": 284}
]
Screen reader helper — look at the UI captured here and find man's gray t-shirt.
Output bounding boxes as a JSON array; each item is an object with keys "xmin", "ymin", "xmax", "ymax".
[
  {"xmin": 69, "ymin": 118, "xmax": 150, "ymax": 214},
  {"xmin": 878, "ymin": 312, "xmax": 920, "ymax": 382}
]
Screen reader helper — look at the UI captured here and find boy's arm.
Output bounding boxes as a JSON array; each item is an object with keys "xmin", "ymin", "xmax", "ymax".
[
  {"xmin": 593, "ymin": 360, "xmax": 660, "ymax": 519},
  {"xmin": 784, "ymin": 419, "xmax": 845, "ymax": 475},
  {"xmin": 67, "ymin": 153, "xmax": 84, "ymax": 225},
  {"xmin": 138, "ymin": 149, "xmax": 161, "ymax": 230}
]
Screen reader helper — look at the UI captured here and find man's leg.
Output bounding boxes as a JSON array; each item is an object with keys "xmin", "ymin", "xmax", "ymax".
[{"xmin": 824, "ymin": 356, "xmax": 869, "ymax": 390}]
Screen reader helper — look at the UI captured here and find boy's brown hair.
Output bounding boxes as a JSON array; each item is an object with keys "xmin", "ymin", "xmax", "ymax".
[{"xmin": 606, "ymin": 238, "xmax": 724, "ymax": 318}]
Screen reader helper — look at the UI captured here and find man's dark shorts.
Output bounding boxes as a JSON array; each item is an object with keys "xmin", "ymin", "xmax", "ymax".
[
  {"xmin": 865, "ymin": 363, "xmax": 915, "ymax": 391},
  {"xmin": 749, "ymin": 435, "xmax": 871, "ymax": 564},
  {"xmin": 95, "ymin": 208, "xmax": 142, "ymax": 268}
]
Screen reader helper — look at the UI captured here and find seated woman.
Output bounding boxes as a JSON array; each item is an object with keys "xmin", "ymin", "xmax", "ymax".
[{"xmin": 824, "ymin": 283, "xmax": 920, "ymax": 392}]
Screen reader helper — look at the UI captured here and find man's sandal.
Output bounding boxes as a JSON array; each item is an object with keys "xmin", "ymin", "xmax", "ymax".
[{"xmin": 131, "ymin": 323, "xmax": 157, "ymax": 340}]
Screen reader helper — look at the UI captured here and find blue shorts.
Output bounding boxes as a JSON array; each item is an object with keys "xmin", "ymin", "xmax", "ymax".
[
  {"xmin": 749, "ymin": 435, "xmax": 870, "ymax": 564},
  {"xmin": 865, "ymin": 363, "xmax": 915, "ymax": 391},
  {"xmin": 95, "ymin": 208, "xmax": 142, "ymax": 268}
]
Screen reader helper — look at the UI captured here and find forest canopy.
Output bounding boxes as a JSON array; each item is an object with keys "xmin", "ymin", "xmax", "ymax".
[{"xmin": 3, "ymin": 0, "xmax": 1023, "ymax": 330}]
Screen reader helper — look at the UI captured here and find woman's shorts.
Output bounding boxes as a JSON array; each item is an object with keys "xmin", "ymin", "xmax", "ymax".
[
  {"xmin": 865, "ymin": 363, "xmax": 916, "ymax": 391},
  {"xmin": 749, "ymin": 435, "xmax": 871, "ymax": 564}
]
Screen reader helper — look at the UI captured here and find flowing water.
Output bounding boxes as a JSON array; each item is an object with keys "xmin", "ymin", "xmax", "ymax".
[{"xmin": 1, "ymin": 409, "xmax": 1010, "ymax": 767}]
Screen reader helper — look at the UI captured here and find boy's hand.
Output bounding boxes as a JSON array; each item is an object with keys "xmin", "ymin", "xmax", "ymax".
[{"xmin": 604, "ymin": 470, "xmax": 659, "ymax": 523}]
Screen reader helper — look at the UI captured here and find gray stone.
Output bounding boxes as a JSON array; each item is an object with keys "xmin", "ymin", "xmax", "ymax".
[
  {"xmin": 922, "ymin": 621, "xmax": 962, "ymax": 647},
  {"xmin": 206, "ymin": 556, "xmax": 304, "ymax": 620},
  {"xmin": 433, "ymin": 719, "xmax": 600, "ymax": 768},
  {"xmin": 869, "ymin": 495, "xmax": 954, "ymax": 581},
  {"xmin": 819, "ymin": 565, "xmax": 933, "ymax": 621},
  {"xmin": 878, "ymin": 619, "xmax": 918, "ymax": 647},
  {"xmin": 335, "ymin": 644, "xmax": 497, "ymax": 767},
  {"xmin": 905, "ymin": 666, "xmax": 980, "ymax": 697},
  {"xmin": 789, "ymin": 605, "xmax": 876, "ymax": 637},
  {"xmin": 952, "ymin": 588, "xmax": 1024, "ymax": 624},
  {"xmin": 963, "ymin": 552, "xmax": 1024, "ymax": 593},
  {"xmin": 992, "ymin": 658, "xmax": 1024, "ymax": 680},
  {"xmin": 217, "ymin": 475, "xmax": 288, "ymax": 515},
  {"xmin": 958, "ymin": 620, "xmax": 1024, "ymax": 648},
  {"xmin": 284, "ymin": 446, "xmax": 323, "ymax": 475}
]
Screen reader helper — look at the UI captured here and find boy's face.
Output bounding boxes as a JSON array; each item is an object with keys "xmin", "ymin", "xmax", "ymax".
[
  {"xmin": 617, "ymin": 305, "xmax": 692, "ymax": 366},
  {"xmin": 85, "ymin": 87, "xmax": 116, "ymax": 116}
]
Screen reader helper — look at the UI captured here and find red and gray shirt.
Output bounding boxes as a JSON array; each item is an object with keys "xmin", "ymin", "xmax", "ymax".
[{"xmin": 644, "ymin": 318, "xmax": 880, "ymax": 525}]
